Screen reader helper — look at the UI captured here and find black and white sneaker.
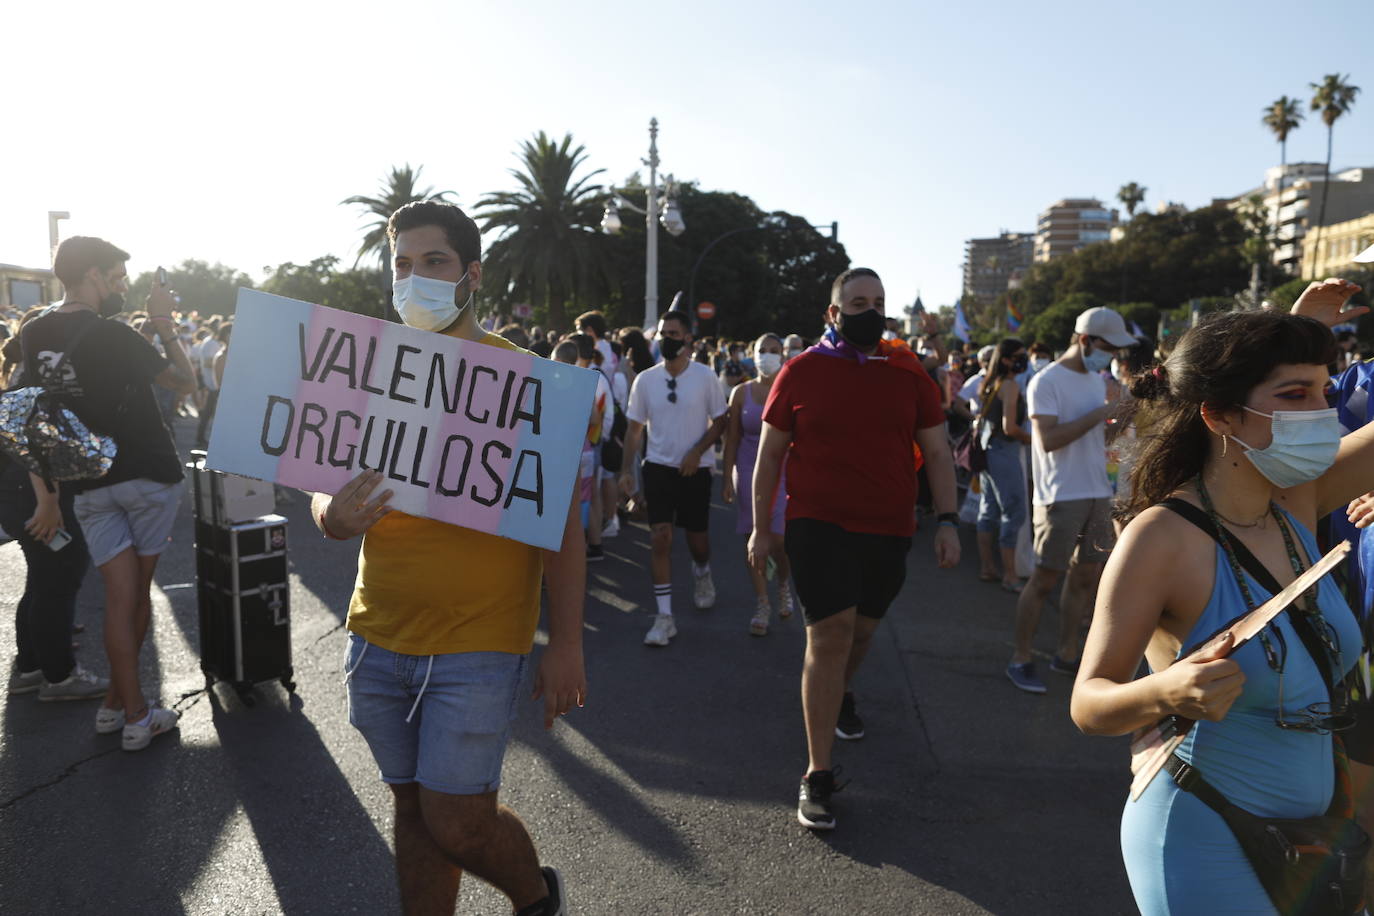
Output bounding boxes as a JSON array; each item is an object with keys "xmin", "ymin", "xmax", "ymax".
[
  {"xmin": 797, "ymin": 768, "xmax": 843, "ymax": 831},
  {"xmin": 586, "ymin": 544, "xmax": 605, "ymax": 563},
  {"xmin": 835, "ymin": 692, "xmax": 865, "ymax": 740}
]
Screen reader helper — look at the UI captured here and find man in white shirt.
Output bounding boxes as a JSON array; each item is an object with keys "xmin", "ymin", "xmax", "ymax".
[
  {"xmin": 619, "ymin": 310, "xmax": 728, "ymax": 646},
  {"xmin": 1008, "ymin": 307, "xmax": 1133, "ymax": 694}
]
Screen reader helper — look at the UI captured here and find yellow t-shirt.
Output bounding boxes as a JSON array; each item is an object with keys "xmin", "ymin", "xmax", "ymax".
[{"xmin": 345, "ymin": 333, "xmax": 545, "ymax": 656}]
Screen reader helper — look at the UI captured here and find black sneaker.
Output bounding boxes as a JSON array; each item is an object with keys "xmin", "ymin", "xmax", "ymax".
[
  {"xmin": 798, "ymin": 768, "xmax": 844, "ymax": 830},
  {"xmin": 586, "ymin": 544, "xmax": 605, "ymax": 563},
  {"xmin": 514, "ymin": 866, "xmax": 566, "ymax": 916},
  {"xmin": 835, "ymin": 692, "xmax": 865, "ymax": 740}
]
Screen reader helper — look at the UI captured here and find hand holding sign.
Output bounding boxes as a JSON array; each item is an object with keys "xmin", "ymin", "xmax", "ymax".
[
  {"xmin": 322, "ymin": 468, "xmax": 394, "ymax": 539},
  {"xmin": 1157, "ymin": 631, "xmax": 1244, "ymax": 723}
]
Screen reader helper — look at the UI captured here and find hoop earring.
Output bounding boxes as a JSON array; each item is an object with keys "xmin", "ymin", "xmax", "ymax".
[{"xmin": 1220, "ymin": 434, "xmax": 1229, "ymax": 458}]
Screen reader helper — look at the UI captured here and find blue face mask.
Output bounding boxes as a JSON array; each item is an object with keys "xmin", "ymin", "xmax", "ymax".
[
  {"xmin": 1231, "ymin": 406, "xmax": 1341, "ymax": 489},
  {"xmin": 1082, "ymin": 341, "xmax": 1113, "ymax": 373}
]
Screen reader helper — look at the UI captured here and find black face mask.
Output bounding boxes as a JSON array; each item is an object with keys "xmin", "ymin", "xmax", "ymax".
[
  {"xmin": 97, "ymin": 292, "xmax": 125, "ymax": 318},
  {"xmin": 837, "ymin": 308, "xmax": 884, "ymax": 348},
  {"xmin": 1011, "ymin": 354, "xmax": 1029, "ymax": 374},
  {"xmin": 659, "ymin": 337, "xmax": 686, "ymax": 361}
]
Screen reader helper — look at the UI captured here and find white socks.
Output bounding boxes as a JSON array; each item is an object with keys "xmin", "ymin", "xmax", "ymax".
[
  {"xmin": 654, "ymin": 584, "xmax": 672, "ymax": 617},
  {"xmin": 692, "ymin": 562, "xmax": 711, "ymax": 577}
]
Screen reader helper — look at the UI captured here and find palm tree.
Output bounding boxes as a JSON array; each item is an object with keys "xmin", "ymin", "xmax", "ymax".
[
  {"xmin": 1262, "ymin": 96, "xmax": 1304, "ymax": 280},
  {"xmin": 476, "ymin": 132, "xmax": 606, "ymax": 331},
  {"xmin": 1117, "ymin": 182, "xmax": 1146, "ymax": 219},
  {"xmin": 1308, "ymin": 75, "xmax": 1361, "ymax": 277},
  {"xmin": 341, "ymin": 164, "xmax": 453, "ymax": 290}
]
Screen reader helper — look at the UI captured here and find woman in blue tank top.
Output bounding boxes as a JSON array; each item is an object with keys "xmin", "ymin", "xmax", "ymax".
[{"xmin": 1070, "ymin": 279, "xmax": 1370, "ymax": 914}]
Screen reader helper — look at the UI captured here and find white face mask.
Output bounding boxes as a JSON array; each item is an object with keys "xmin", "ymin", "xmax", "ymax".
[
  {"xmin": 393, "ymin": 270, "xmax": 473, "ymax": 332},
  {"xmin": 785, "ymin": 348, "xmax": 804, "ymax": 362},
  {"xmin": 1231, "ymin": 406, "xmax": 1341, "ymax": 489},
  {"xmin": 1031, "ymin": 357, "xmax": 1051, "ymax": 373},
  {"xmin": 756, "ymin": 352, "xmax": 783, "ymax": 376}
]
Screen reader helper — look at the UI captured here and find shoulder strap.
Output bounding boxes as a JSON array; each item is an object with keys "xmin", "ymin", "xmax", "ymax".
[
  {"xmin": 1160, "ymin": 497, "xmax": 1339, "ymax": 699},
  {"xmin": 1163, "ymin": 752, "xmax": 1235, "ymax": 816},
  {"xmin": 1160, "ymin": 497, "xmax": 1282, "ymax": 593}
]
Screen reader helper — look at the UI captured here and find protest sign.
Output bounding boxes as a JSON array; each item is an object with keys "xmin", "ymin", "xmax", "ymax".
[{"xmin": 207, "ymin": 289, "xmax": 599, "ymax": 550}]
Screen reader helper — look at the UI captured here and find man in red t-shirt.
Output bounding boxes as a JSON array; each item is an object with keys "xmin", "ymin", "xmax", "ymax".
[{"xmin": 750, "ymin": 267, "xmax": 961, "ymax": 832}]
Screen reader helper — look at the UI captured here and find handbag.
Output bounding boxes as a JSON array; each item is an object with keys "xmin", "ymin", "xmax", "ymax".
[
  {"xmin": 600, "ymin": 393, "xmax": 628, "ymax": 474},
  {"xmin": 1160, "ymin": 498, "xmax": 1369, "ymax": 914},
  {"xmin": 952, "ymin": 423, "xmax": 986, "ymax": 475},
  {"xmin": 0, "ymin": 319, "xmax": 117, "ymax": 483}
]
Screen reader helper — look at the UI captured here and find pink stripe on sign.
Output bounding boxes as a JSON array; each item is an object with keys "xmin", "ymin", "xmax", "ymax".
[
  {"xmin": 423, "ymin": 348, "xmax": 534, "ymax": 535},
  {"xmin": 274, "ymin": 307, "xmax": 379, "ymax": 497}
]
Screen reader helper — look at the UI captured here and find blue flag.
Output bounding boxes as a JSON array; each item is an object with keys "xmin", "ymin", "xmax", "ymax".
[{"xmin": 953, "ymin": 299, "xmax": 971, "ymax": 343}]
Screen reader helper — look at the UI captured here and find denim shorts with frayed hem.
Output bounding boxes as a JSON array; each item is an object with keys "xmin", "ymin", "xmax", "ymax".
[
  {"xmin": 74, "ymin": 478, "xmax": 181, "ymax": 568},
  {"xmin": 344, "ymin": 634, "xmax": 527, "ymax": 796}
]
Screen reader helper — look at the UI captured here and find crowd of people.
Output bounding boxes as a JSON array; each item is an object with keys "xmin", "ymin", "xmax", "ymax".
[{"xmin": 6, "ymin": 205, "xmax": 1374, "ymax": 914}]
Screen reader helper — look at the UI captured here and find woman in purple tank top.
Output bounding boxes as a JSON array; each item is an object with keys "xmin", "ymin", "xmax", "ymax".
[{"xmin": 722, "ymin": 333, "xmax": 795, "ymax": 635}]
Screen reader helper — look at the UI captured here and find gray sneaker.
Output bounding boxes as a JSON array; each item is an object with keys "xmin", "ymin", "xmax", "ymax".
[
  {"xmin": 693, "ymin": 570, "xmax": 716, "ymax": 609},
  {"xmin": 37, "ymin": 664, "xmax": 109, "ymax": 702},
  {"xmin": 8, "ymin": 660, "xmax": 42, "ymax": 695}
]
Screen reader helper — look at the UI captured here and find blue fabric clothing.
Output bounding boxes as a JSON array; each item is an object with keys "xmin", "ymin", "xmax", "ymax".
[
  {"xmin": 1330, "ymin": 361, "xmax": 1374, "ymax": 619},
  {"xmin": 1120, "ymin": 510, "xmax": 1360, "ymax": 915},
  {"xmin": 976, "ymin": 437, "xmax": 1027, "ymax": 548}
]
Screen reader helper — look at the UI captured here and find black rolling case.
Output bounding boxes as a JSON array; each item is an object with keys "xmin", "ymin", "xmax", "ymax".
[{"xmin": 188, "ymin": 453, "xmax": 295, "ymax": 704}]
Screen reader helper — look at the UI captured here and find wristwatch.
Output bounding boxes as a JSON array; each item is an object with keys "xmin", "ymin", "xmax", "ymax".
[{"xmin": 936, "ymin": 511, "xmax": 960, "ymax": 528}]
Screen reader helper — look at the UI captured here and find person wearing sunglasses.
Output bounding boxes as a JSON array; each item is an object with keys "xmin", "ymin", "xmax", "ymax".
[
  {"xmin": 1070, "ymin": 279, "xmax": 1371, "ymax": 914},
  {"xmin": 619, "ymin": 309, "xmax": 729, "ymax": 647}
]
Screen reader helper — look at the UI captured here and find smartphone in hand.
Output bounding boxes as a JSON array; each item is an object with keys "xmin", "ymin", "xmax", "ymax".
[
  {"xmin": 47, "ymin": 528, "xmax": 72, "ymax": 552},
  {"xmin": 156, "ymin": 266, "xmax": 168, "ymax": 286}
]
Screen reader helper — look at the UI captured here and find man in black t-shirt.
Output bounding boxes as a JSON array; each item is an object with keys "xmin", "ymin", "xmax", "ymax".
[{"xmin": 25, "ymin": 236, "xmax": 199, "ymax": 751}]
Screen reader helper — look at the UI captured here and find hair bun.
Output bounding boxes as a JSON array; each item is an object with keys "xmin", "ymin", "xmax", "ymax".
[{"xmin": 1130, "ymin": 364, "xmax": 1168, "ymax": 401}]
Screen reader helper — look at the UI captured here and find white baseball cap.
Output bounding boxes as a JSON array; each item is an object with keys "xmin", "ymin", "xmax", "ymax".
[
  {"xmin": 1356, "ymin": 242, "xmax": 1374, "ymax": 263},
  {"xmin": 1073, "ymin": 307, "xmax": 1137, "ymax": 348}
]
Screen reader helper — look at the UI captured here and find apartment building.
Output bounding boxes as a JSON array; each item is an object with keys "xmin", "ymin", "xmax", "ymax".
[
  {"xmin": 963, "ymin": 232, "xmax": 1034, "ymax": 307},
  {"xmin": 1033, "ymin": 199, "xmax": 1119, "ymax": 262},
  {"xmin": 1229, "ymin": 163, "xmax": 1374, "ymax": 275},
  {"xmin": 1301, "ymin": 211, "xmax": 1374, "ymax": 278}
]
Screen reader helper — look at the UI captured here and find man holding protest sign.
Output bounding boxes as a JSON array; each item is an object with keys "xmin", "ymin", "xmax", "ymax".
[
  {"xmin": 311, "ymin": 201, "xmax": 583, "ymax": 916},
  {"xmin": 619, "ymin": 310, "xmax": 729, "ymax": 647}
]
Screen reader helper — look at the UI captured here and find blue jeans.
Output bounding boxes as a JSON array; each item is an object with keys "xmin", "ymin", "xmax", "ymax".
[
  {"xmin": 0, "ymin": 463, "xmax": 90, "ymax": 681},
  {"xmin": 976, "ymin": 437, "xmax": 1027, "ymax": 549},
  {"xmin": 344, "ymin": 634, "xmax": 528, "ymax": 795}
]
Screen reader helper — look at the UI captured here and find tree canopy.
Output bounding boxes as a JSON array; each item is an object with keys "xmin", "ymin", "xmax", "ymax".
[{"xmin": 127, "ymin": 260, "xmax": 255, "ymax": 316}]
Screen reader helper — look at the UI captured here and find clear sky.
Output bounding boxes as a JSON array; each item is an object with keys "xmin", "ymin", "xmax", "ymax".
[{"xmin": 5, "ymin": 0, "xmax": 1373, "ymax": 322}]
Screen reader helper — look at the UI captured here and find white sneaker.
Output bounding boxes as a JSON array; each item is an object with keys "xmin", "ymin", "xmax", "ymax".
[
  {"xmin": 122, "ymin": 706, "xmax": 180, "ymax": 751},
  {"xmin": 644, "ymin": 614, "xmax": 677, "ymax": 647},
  {"xmin": 693, "ymin": 570, "xmax": 716, "ymax": 609},
  {"xmin": 95, "ymin": 705, "xmax": 125, "ymax": 734},
  {"xmin": 37, "ymin": 664, "xmax": 109, "ymax": 702},
  {"xmin": 602, "ymin": 516, "xmax": 620, "ymax": 539}
]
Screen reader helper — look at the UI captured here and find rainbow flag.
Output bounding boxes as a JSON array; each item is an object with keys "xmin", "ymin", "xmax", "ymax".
[{"xmin": 1006, "ymin": 294, "xmax": 1022, "ymax": 332}]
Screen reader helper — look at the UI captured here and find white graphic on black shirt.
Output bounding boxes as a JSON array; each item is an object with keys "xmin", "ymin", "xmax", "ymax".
[{"xmin": 34, "ymin": 349, "xmax": 84, "ymax": 397}]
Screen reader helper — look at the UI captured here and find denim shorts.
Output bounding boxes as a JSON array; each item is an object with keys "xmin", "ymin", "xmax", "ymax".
[
  {"xmin": 344, "ymin": 634, "xmax": 528, "ymax": 795},
  {"xmin": 74, "ymin": 478, "xmax": 182, "ymax": 568}
]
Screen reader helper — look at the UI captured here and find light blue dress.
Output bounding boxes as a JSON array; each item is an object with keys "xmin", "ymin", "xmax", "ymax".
[{"xmin": 1120, "ymin": 511, "xmax": 1360, "ymax": 915}]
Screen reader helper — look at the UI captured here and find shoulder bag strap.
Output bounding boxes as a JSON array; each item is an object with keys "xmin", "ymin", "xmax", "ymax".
[{"xmin": 1160, "ymin": 498, "xmax": 1340, "ymax": 706}]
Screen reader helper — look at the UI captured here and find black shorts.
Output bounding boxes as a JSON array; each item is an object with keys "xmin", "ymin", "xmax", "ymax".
[
  {"xmin": 784, "ymin": 518, "xmax": 912, "ymax": 626},
  {"xmin": 641, "ymin": 461, "xmax": 712, "ymax": 532}
]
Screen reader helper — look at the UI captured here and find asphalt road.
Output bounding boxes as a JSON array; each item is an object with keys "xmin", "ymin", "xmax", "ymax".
[{"xmin": 0, "ymin": 418, "xmax": 1137, "ymax": 915}]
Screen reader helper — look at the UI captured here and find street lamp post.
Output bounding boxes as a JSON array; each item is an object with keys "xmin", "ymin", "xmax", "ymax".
[
  {"xmin": 601, "ymin": 117, "xmax": 685, "ymax": 330},
  {"xmin": 47, "ymin": 211, "xmax": 69, "ymax": 264}
]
